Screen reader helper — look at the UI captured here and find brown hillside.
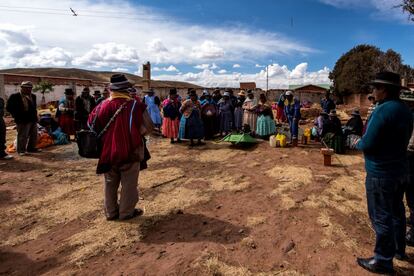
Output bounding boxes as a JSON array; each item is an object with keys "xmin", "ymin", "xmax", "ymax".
[{"xmin": 0, "ymin": 68, "xmax": 201, "ymax": 89}]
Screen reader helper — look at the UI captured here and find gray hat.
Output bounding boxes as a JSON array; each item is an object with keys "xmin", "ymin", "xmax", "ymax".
[
  {"xmin": 21, "ymin": 81, "xmax": 33, "ymax": 88},
  {"xmin": 223, "ymin": 92, "xmax": 230, "ymax": 97},
  {"xmin": 351, "ymin": 109, "xmax": 360, "ymax": 116},
  {"xmin": 285, "ymin": 90, "xmax": 293, "ymax": 96}
]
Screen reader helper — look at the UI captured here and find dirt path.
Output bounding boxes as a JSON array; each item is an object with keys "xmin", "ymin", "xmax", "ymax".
[{"xmin": 1, "ymin": 135, "xmax": 414, "ymax": 275}]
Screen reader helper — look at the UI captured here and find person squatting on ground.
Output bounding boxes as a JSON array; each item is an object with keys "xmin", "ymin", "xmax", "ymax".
[
  {"xmin": 88, "ymin": 74, "xmax": 153, "ymax": 221},
  {"xmin": 179, "ymin": 89, "xmax": 205, "ymax": 147},
  {"xmin": 6, "ymin": 81, "xmax": 40, "ymax": 156},
  {"xmin": 283, "ymin": 90, "xmax": 301, "ymax": 146},
  {"xmin": 162, "ymin": 88, "xmax": 182, "ymax": 144},
  {"xmin": 354, "ymin": 71, "xmax": 413, "ymax": 275},
  {"xmin": 0, "ymin": 96, "xmax": 12, "ymax": 160},
  {"xmin": 75, "ymin": 87, "xmax": 96, "ymax": 131}
]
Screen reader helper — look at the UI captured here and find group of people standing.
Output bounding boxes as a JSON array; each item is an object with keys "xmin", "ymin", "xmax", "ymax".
[{"xmin": 159, "ymin": 88, "xmax": 281, "ymax": 146}]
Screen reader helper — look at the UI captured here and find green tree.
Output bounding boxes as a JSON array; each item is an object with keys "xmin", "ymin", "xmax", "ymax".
[
  {"xmin": 330, "ymin": 45, "xmax": 414, "ymax": 97},
  {"xmin": 33, "ymin": 81, "xmax": 54, "ymax": 108}
]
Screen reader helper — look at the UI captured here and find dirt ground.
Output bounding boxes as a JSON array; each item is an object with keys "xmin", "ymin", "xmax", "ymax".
[{"xmin": 1, "ymin": 131, "xmax": 414, "ymax": 276}]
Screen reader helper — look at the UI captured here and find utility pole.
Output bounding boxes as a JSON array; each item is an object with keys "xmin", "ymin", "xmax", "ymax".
[{"xmin": 266, "ymin": 64, "xmax": 269, "ymax": 92}]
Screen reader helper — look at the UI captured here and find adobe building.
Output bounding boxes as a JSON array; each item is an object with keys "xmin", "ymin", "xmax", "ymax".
[
  {"xmin": 240, "ymin": 82, "xmax": 256, "ymax": 90},
  {"xmin": 288, "ymin": 84, "xmax": 330, "ymax": 103}
]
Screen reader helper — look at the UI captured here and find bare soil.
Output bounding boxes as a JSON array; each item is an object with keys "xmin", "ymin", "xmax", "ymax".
[{"xmin": 1, "ymin": 132, "xmax": 414, "ymax": 275}]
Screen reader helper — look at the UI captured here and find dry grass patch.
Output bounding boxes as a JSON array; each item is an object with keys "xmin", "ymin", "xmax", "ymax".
[
  {"xmin": 317, "ymin": 211, "xmax": 358, "ymax": 250},
  {"xmin": 197, "ymin": 148, "xmax": 239, "ymax": 163},
  {"xmin": 1, "ymin": 171, "xmax": 101, "ymax": 246},
  {"xmin": 267, "ymin": 166, "xmax": 313, "ymax": 195},
  {"xmin": 208, "ymin": 173, "xmax": 250, "ymax": 192},
  {"xmin": 246, "ymin": 216, "xmax": 267, "ymax": 227},
  {"xmin": 333, "ymin": 154, "xmax": 364, "ymax": 166}
]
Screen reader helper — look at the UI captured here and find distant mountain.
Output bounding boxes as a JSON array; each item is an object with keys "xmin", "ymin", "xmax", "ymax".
[{"xmin": 0, "ymin": 67, "xmax": 201, "ymax": 89}]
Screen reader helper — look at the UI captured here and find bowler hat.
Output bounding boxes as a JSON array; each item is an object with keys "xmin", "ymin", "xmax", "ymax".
[
  {"xmin": 82, "ymin": 87, "xmax": 90, "ymax": 93},
  {"xmin": 223, "ymin": 92, "xmax": 230, "ymax": 97},
  {"xmin": 109, "ymin": 74, "xmax": 134, "ymax": 91},
  {"xmin": 127, "ymin": 87, "xmax": 137, "ymax": 93},
  {"xmin": 351, "ymin": 109, "xmax": 360, "ymax": 116},
  {"xmin": 285, "ymin": 90, "xmax": 293, "ymax": 96},
  {"xmin": 169, "ymin": 88, "xmax": 177, "ymax": 95},
  {"xmin": 21, "ymin": 81, "xmax": 33, "ymax": 88},
  {"xmin": 368, "ymin": 71, "xmax": 406, "ymax": 89},
  {"xmin": 93, "ymin": 90, "xmax": 101, "ymax": 96},
  {"xmin": 329, "ymin": 110, "xmax": 337, "ymax": 117},
  {"xmin": 400, "ymin": 91, "xmax": 414, "ymax": 102},
  {"xmin": 189, "ymin": 89, "xmax": 197, "ymax": 96},
  {"xmin": 64, "ymin": 88, "xmax": 74, "ymax": 95}
]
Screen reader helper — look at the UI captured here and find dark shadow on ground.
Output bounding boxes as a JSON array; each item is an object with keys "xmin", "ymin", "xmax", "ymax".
[
  {"xmin": 134, "ymin": 212, "xmax": 249, "ymax": 245},
  {"xmin": 0, "ymin": 159, "xmax": 48, "ymax": 172},
  {"xmin": 0, "ymin": 190, "xmax": 13, "ymax": 206},
  {"xmin": 0, "ymin": 250, "xmax": 59, "ymax": 276}
]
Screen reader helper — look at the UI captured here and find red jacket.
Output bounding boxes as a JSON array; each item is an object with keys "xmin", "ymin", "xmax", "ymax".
[{"xmin": 88, "ymin": 98, "xmax": 147, "ymax": 174}]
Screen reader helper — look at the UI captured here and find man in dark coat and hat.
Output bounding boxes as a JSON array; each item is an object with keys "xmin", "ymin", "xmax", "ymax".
[
  {"xmin": 354, "ymin": 71, "xmax": 413, "ymax": 274},
  {"xmin": 75, "ymin": 87, "xmax": 96, "ymax": 130},
  {"xmin": 6, "ymin": 81, "xmax": 40, "ymax": 156}
]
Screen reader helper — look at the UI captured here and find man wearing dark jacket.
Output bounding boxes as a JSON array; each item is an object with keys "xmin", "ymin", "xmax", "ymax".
[
  {"xmin": 6, "ymin": 81, "xmax": 39, "ymax": 156},
  {"xmin": 75, "ymin": 87, "xmax": 96, "ymax": 130},
  {"xmin": 355, "ymin": 72, "xmax": 413, "ymax": 275},
  {"xmin": 0, "ymin": 96, "xmax": 12, "ymax": 159}
]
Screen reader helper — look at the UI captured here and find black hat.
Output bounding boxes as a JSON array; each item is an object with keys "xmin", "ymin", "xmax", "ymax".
[
  {"xmin": 93, "ymin": 90, "xmax": 101, "ymax": 96},
  {"xmin": 189, "ymin": 89, "xmax": 197, "ymax": 96},
  {"xmin": 82, "ymin": 87, "xmax": 90, "ymax": 93},
  {"xmin": 64, "ymin": 88, "xmax": 74, "ymax": 95},
  {"xmin": 169, "ymin": 88, "xmax": 177, "ymax": 95},
  {"xmin": 247, "ymin": 90, "xmax": 253, "ymax": 95},
  {"xmin": 109, "ymin": 74, "xmax": 134, "ymax": 91},
  {"xmin": 368, "ymin": 71, "xmax": 406, "ymax": 89}
]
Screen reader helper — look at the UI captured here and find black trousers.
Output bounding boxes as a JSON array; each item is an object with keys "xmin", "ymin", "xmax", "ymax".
[{"xmin": 406, "ymin": 152, "xmax": 414, "ymax": 226}]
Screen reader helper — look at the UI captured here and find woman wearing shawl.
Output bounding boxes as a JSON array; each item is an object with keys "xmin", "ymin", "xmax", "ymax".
[
  {"xmin": 276, "ymin": 93, "xmax": 286, "ymax": 123},
  {"xmin": 200, "ymin": 90, "xmax": 217, "ymax": 140},
  {"xmin": 242, "ymin": 90, "xmax": 258, "ymax": 134},
  {"xmin": 162, "ymin": 88, "xmax": 181, "ymax": 143},
  {"xmin": 57, "ymin": 88, "xmax": 76, "ymax": 137},
  {"xmin": 217, "ymin": 91, "xmax": 234, "ymax": 136},
  {"xmin": 234, "ymin": 90, "xmax": 246, "ymax": 131},
  {"xmin": 179, "ymin": 89, "xmax": 205, "ymax": 146},
  {"xmin": 143, "ymin": 89, "xmax": 162, "ymax": 130},
  {"xmin": 256, "ymin": 94, "xmax": 276, "ymax": 139}
]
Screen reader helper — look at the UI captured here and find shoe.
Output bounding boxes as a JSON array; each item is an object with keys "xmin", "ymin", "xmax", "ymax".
[
  {"xmin": 395, "ymin": 253, "xmax": 408, "ymax": 261},
  {"xmin": 176, "ymin": 139, "xmax": 182, "ymax": 144},
  {"xmin": 1, "ymin": 155, "xmax": 13, "ymax": 160},
  {"xmin": 120, "ymin": 208, "xmax": 143, "ymax": 220},
  {"xmin": 106, "ymin": 214, "xmax": 119, "ymax": 221},
  {"xmin": 406, "ymin": 229, "xmax": 414, "ymax": 247},
  {"xmin": 356, "ymin": 257, "xmax": 394, "ymax": 275}
]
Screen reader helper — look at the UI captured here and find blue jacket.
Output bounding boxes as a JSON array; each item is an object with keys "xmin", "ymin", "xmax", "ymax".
[
  {"xmin": 321, "ymin": 98, "xmax": 336, "ymax": 113},
  {"xmin": 284, "ymin": 99, "xmax": 301, "ymax": 120},
  {"xmin": 357, "ymin": 99, "xmax": 413, "ymax": 177}
]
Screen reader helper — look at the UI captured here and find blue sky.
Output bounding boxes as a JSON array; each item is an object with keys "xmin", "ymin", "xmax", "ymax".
[{"xmin": 0, "ymin": 0, "xmax": 413, "ymax": 88}]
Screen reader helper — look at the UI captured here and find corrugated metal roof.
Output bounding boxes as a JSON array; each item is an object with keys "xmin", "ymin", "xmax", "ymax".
[{"xmin": 288, "ymin": 84, "xmax": 331, "ymax": 90}]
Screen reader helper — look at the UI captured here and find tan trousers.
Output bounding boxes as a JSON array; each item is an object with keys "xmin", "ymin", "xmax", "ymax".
[{"xmin": 104, "ymin": 162, "xmax": 140, "ymax": 219}]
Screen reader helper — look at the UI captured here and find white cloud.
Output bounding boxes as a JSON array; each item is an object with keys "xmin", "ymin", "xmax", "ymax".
[
  {"xmin": 194, "ymin": 63, "xmax": 219, "ymax": 70},
  {"xmin": 154, "ymin": 63, "xmax": 331, "ymax": 89},
  {"xmin": 153, "ymin": 65, "xmax": 179, "ymax": 72},
  {"xmin": 0, "ymin": 0, "xmax": 316, "ymax": 69},
  {"xmin": 73, "ymin": 42, "xmax": 140, "ymax": 67},
  {"xmin": 112, "ymin": 67, "xmax": 129, "ymax": 72},
  {"xmin": 191, "ymin": 40, "xmax": 225, "ymax": 59},
  {"xmin": 16, "ymin": 47, "xmax": 72, "ymax": 67},
  {"xmin": 233, "ymin": 64, "xmax": 241, "ymax": 68},
  {"xmin": 319, "ymin": 0, "xmax": 408, "ymax": 22},
  {"xmin": 255, "ymin": 64, "xmax": 264, "ymax": 68}
]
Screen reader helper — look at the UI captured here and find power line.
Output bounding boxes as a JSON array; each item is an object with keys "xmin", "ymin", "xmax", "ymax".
[{"xmin": 0, "ymin": 7, "xmax": 164, "ymax": 20}]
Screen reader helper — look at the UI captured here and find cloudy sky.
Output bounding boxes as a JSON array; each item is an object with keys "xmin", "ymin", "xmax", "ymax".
[{"xmin": 0, "ymin": 0, "xmax": 413, "ymax": 88}]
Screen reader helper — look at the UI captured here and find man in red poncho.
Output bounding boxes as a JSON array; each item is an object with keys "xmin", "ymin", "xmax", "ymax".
[{"xmin": 88, "ymin": 74, "xmax": 153, "ymax": 221}]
